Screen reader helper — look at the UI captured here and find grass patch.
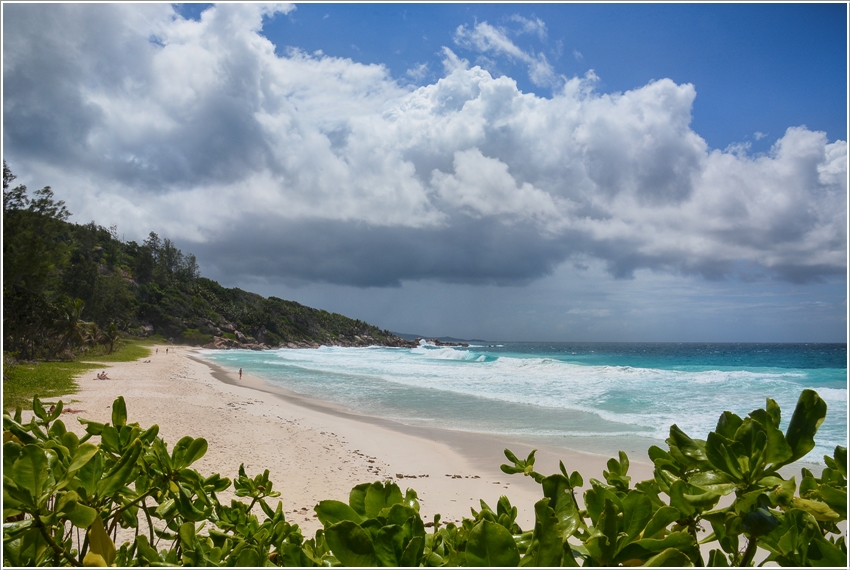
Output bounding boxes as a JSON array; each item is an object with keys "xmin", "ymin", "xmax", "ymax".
[
  {"xmin": 80, "ymin": 338, "xmax": 154, "ymax": 363},
  {"xmin": 3, "ymin": 361, "xmax": 99, "ymax": 412},
  {"xmin": 3, "ymin": 338, "xmax": 153, "ymax": 411}
]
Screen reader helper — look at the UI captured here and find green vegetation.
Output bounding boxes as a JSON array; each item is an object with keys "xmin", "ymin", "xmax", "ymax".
[
  {"xmin": 4, "ymin": 161, "xmax": 407, "ymax": 364},
  {"xmin": 82, "ymin": 339, "xmax": 154, "ymax": 364},
  {"xmin": 3, "ymin": 340, "xmax": 152, "ymax": 411},
  {"xmin": 3, "ymin": 162, "xmax": 409, "ymax": 409},
  {"xmin": 3, "ymin": 390, "xmax": 845, "ymax": 566},
  {"xmin": 2, "ymin": 361, "xmax": 98, "ymax": 411}
]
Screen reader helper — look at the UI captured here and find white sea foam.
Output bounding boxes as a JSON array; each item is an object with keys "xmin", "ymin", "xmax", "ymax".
[
  {"xmin": 813, "ymin": 386, "xmax": 847, "ymax": 402},
  {"xmin": 202, "ymin": 345, "xmax": 847, "ymax": 463}
]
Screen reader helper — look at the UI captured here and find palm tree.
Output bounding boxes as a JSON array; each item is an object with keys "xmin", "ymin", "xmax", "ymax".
[
  {"xmin": 105, "ymin": 323, "xmax": 121, "ymax": 354},
  {"xmin": 50, "ymin": 298, "xmax": 88, "ymax": 359},
  {"xmin": 85, "ymin": 322, "xmax": 105, "ymax": 351}
]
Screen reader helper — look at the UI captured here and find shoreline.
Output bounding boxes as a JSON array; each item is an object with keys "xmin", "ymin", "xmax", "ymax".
[
  {"xmin": 36, "ymin": 343, "xmax": 825, "ymax": 541},
  {"xmin": 188, "ymin": 353, "xmax": 644, "ymax": 476},
  {"xmin": 42, "ymin": 344, "xmax": 653, "ymax": 537},
  {"xmin": 194, "ymin": 347, "xmax": 828, "ymax": 479}
]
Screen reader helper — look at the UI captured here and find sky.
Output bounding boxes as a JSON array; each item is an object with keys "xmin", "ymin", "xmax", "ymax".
[{"xmin": 3, "ymin": 2, "xmax": 848, "ymax": 342}]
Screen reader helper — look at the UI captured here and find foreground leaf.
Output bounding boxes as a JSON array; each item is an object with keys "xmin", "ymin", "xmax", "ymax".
[{"xmin": 466, "ymin": 519, "xmax": 521, "ymax": 567}]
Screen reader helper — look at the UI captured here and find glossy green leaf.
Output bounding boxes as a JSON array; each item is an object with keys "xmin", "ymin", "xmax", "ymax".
[
  {"xmin": 182, "ymin": 438, "xmax": 208, "ymax": 469},
  {"xmin": 374, "ymin": 524, "xmax": 404, "ymax": 566},
  {"xmin": 747, "ymin": 410, "xmax": 793, "ymax": 468},
  {"xmin": 96, "ymin": 438, "xmax": 142, "ymax": 497},
  {"xmin": 597, "ymin": 498, "xmax": 619, "ymax": 562},
  {"xmin": 235, "ymin": 546, "xmax": 261, "ymax": 567},
  {"xmin": 56, "ymin": 490, "xmax": 97, "ymax": 528},
  {"xmin": 111, "ymin": 396, "xmax": 127, "ymax": 428},
  {"xmin": 60, "ymin": 430, "xmax": 79, "ymax": 455},
  {"xmin": 830, "ymin": 446, "xmax": 846, "ymax": 478},
  {"xmin": 386, "ymin": 503, "xmax": 417, "ymax": 527},
  {"xmin": 32, "ymin": 397, "xmax": 48, "ymax": 422},
  {"xmin": 765, "ymin": 398, "xmax": 782, "ymax": 428},
  {"xmin": 100, "ymin": 425, "xmax": 120, "ymax": 453},
  {"xmin": 87, "ymin": 514, "xmax": 116, "ymax": 567},
  {"xmin": 569, "ymin": 470, "xmax": 583, "ymax": 489},
  {"xmin": 616, "ymin": 531, "xmax": 697, "ymax": 564},
  {"xmin": 12, "ymin": 444, "xmax": 49, "ymax": 507},
  {"xmin": 316, "ymin": 500, "xmax": 365, "ymax": 526},
  {"xmin": 541, "ymin": 474, "xmax": 580, "ymax": 538},
  {"xmin": 521, "ymin": 498, "xmax": 563, "ymax": 567},
  {"xmin": 622, "ymin": 490, "xmax": 652, "ymax": 544},
  {"xmin": 349, "ymin": 482, "xmax": 370, "ymax": 516},
  {"xmin": 688, "ymin": 470, "xmax": 736, "ymax": 495},
  {"xmin": 58, "ymin": 442, "xmax": 99, "ymax": 486},
  {"xmin": 715, "ymin": 411, "xmax": 744, "ymax": 441},
  {"xmin": 807, "ymin": 533, "xmax": 849, "ymax": 566},
  {"xmin": 790, "ymin": 497, "xmax": 841, "ymax": 522},
  {"xmin": 465, "ymin": 519, "xmax": 521, "ymax": 567},
  {"xmin": 179, "ymin": 520, "xmax": 196, "ymax": 548},
  {"xmin": 75, "ymin": 451, "xmax": 104, "ymax": 497},
  {"xmin": 325, "ymin": 520, "xmax": 378, "ymax": 567},
  {"xmin": 707, "ymin": 549, "xmax": 730, "ymax": 566},
  {"xmin": 782, "ymin": 389, "xmax": 827, "ymax": 467},
  {"xmin": 668, "ymin": 424, "xmax": 709, "ymax": 464},
  {"xmin": 66, "ymin": 501, "xmax": 98, "ymax": 529},
  {"xmin": 817, "ymin": 485, "xmax": 847, "ymax": 517},
  {"xmin": 399, "ymin": 535, "xmax": 424, "ymax": 567},
  {"xmin": 705, "ymin": 432, "xmax": 743, "ymax": 482},
  {"xmin": 364, "ymin": 481, "xmax": 403, "ymax": 519},
  {"xmin": 643, "ymin": 506, "xmax": 680, "ymax": 540},
  {"xmin": 642, "ymin": 547, "xmax": 691, "ymax": 566}
]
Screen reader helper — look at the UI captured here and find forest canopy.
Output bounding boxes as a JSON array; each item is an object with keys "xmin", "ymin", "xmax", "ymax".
[{"xmin": 2, "ymin": 161, "xmax": 407, "ymax": 362}]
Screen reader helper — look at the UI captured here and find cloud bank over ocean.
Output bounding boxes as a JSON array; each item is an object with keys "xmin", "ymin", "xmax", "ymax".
[{"xmin": 4, "ymin": 3, "xmax": 846, "ymax": 290}]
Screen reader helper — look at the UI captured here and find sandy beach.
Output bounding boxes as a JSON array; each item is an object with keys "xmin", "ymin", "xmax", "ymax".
[{"xmin": 41, "ymin": 344, "xmax": 655, "ymax": 537}]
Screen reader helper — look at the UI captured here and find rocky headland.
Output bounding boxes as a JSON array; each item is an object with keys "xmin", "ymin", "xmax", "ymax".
[{"xmin": 196, "ymin": 318, "xmax": 468, "ymax": 351}]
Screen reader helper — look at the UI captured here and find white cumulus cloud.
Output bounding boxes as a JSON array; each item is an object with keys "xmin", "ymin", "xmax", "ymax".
[
  {"xmin": 453, "ymin": 21, "xmax": 558, "ymax": 88},
  {"xmin": 3, "ymin": 2, "xmax": 845, "ymax": 288}
]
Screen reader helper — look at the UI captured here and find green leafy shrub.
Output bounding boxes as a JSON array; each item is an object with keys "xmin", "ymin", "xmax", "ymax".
[
  {"xmin": 3, "ymin": 390, "xmax": 845, "ymax": 566},
  {"xmin": 179, "ymin": 328, "xmax": 213, "ymax": 347}
]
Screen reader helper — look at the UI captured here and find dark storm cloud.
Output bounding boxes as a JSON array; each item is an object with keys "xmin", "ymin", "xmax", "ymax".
[
  {"xmin": 2, "ymin": 3, "xmax": 845, "ymax": 290},
  {"xmin": 192, "ymin": 216, "xmax": 574, "ymax": 288}
]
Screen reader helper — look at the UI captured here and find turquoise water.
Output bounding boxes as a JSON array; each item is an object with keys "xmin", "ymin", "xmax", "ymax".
[{"xmin": 201, "ymin": 342, "xmax": 847, "ymax": 464}]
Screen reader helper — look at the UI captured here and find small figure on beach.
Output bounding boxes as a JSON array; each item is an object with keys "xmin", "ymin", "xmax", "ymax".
[
  {"xmin": 239, "ymin": 368, "xmax": 243, "ymax": 379},
  {"xmin": 156, "ymin": 348, "xmax": 159, "ymax": 354},
  {"xmin": 96, "ymin": 371, "xmax": 110, "ymax": 380},
  {"xmin": 166, "ymin": 348, "xmax": 168, "ymax": 354}
]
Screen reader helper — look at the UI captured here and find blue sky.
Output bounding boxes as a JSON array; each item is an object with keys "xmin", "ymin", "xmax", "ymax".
[
  {"xmin": 4, "ymin": 2, "xmax": 847, "ymax": 341},
  {"xmin": 247, "ymin": 2, "xmax": 846, "ymax": 153}
]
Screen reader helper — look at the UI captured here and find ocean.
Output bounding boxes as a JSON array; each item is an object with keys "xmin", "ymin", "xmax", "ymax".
[{"xmin": 200, "ymin": 342, "xmax": 847, "ymax": 466}]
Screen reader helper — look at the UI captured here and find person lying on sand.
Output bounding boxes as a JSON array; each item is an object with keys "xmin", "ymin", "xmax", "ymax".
[
  {"xmin": 48, "ymin": 405, "xmax": 85, "ymax": 414},
  {"xmin": 96, "ymin": 371, "xmax": 111, "ymax": 380}
]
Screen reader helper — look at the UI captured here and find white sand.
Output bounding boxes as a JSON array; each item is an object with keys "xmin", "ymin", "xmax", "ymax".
[{"xmin": 42, "ymin": 345, "xmax": 654, "ymax": 536}]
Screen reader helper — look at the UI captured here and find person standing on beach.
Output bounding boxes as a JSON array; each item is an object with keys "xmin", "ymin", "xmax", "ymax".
[{"xmin": 239, "ymin": 368, "xmax": 243, "ymax": 379}]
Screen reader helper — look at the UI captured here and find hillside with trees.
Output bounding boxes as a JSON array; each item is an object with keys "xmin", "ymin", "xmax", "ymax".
[{"xmin": 3, "ymin": 161, "xmax": 413, "ymax": 362}]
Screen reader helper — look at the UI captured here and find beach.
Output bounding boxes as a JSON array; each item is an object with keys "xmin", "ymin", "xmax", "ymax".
[{"xmin": 45, "ymin": 345, "xmax": 655, "ymax": 537}]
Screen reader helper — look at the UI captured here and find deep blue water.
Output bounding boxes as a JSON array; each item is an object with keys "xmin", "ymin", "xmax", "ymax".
[{"xmin": 201, "ymin": 342, "xmax": 847, "ymax": 464}]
